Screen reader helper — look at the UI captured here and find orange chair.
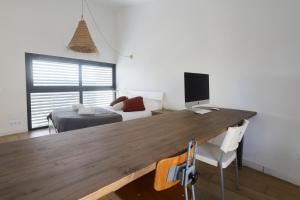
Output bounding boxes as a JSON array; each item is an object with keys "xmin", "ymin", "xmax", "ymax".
[{"xmin": 116, "ymin": 140, "xmax": 198, "ymax": 200}]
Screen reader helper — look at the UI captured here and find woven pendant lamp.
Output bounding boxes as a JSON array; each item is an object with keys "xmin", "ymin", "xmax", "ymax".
[
  {"xmin": 68, "ymin": 20, "xmax": 98, "ymax": 53},
  {"xmin": 68, "ymin": 0, "xmax": 98, "ymax": 53}
]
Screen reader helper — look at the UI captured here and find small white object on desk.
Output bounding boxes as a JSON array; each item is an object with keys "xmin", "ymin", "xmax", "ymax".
[
  {"xmin": 193, "ymin": 109, "xmax": 212, "ymax": 115},
  {"xmin": 191, "ymin": 103, "xmax": 221, "ymax": 114}
]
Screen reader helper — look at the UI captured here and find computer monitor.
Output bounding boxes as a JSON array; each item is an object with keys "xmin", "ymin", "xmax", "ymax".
[{"xmin": 184, "ymin": 72, "xmax": 209, "ymax": 108}]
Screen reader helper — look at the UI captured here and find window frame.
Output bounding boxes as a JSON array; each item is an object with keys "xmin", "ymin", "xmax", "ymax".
[{"xmin": 25, "ymin": 53, "xmax": 116, "ymax": 130}]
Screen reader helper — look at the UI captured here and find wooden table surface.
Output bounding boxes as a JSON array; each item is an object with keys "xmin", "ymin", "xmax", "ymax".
[{"xmin": 0, "ymin": 109, "xmax": 256, "ymax": 200}]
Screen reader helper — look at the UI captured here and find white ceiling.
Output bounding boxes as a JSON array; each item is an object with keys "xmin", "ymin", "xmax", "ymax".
[{"xmin": 99, "ymin": 0, "xmax": 154, "ymax": 7}]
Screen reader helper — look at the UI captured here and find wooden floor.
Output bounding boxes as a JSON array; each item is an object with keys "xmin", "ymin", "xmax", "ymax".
[
  {"xmin": 0, "ymin": 128, "xmax": 50, "ymax": 144},
  {"xmin": 195, "ymin": 163, "xmax": 300, "ymax": 200},
  {"xmin": 101, "ymin": 163, "xmax": 300, "ymax": 200},
  {"xmin": 1, "ymin": 130, "xmax": 299, "ymax": 200}
]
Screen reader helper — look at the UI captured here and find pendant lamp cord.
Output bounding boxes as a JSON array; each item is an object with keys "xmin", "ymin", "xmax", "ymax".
[
  {"xmin": 81, "ymin": 0, "xmax": 84, "ymax": 19},
  {"xmin": 84, "ymin": 0, "xmax": 133, "ymax": 59}
]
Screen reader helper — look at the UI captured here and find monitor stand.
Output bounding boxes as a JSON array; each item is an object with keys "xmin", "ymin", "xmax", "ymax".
[{"xmin": 185, "ymin": 100, "xmax": 210, "ymax": 109}]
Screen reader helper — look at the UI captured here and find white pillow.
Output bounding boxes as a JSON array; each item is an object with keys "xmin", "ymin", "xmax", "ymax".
[
  {"xmin": 112, "ymin": 101, "xmax": 124, "ymax": 111},
  {"xmin": 143, "ymin": 98, "xmax": 162, "ymax": 111},
  {"xmin": 78, "ymin": 107, "xmax": 96, "ymax": 115}
]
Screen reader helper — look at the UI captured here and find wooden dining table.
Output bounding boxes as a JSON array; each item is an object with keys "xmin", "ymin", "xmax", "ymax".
[{"xmin": 0, "ymin": 108, "xmax": 256, "ymax": 200}]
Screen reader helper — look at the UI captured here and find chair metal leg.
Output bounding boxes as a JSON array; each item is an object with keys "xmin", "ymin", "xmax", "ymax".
[
  {"xmin": 184, "ymin": 186, "xmax": 189, "ymax": 200},
  {"xmin": 235, "ymin": 157, "xmax": 240, "ymax": 190},
  {"xmin": 219, "ymin": 163, "xmax": 225, "ymax": 200},
  {"xmin": 191, "ymin": 184, "xmax": 196, "ymax": 200}
]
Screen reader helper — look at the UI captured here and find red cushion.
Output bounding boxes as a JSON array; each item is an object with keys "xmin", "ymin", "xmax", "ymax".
[
  {"xmin": 123, "ymin": 96, "xmax": 145, "ymax": 112},
  {"xmin": 110, "ymin": 96, "xmax": 128, "ymax": 106}
]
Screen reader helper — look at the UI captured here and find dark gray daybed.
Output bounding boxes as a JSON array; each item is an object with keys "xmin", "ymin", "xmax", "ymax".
[{"xmin": 47, "ymin": 107, "xmax": 122, "ymax": 133}]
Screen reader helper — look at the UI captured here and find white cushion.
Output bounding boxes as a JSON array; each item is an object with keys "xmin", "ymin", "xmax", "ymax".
[
  {"xmin": 143, "ymin": 98, "xmax": 162, "ymax": 111},
  {"xmin": 112, "ymin": 102, "xmax": 124, "ymax": 111},
  {"xmin": 195, "ymin": 143, "xmax": 236, "ymax": 168}
]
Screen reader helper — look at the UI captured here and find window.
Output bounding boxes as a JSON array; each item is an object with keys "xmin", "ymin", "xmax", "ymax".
[{"xmin": 26, "ymin": 53, "xmax": 116, "ymax": 130}]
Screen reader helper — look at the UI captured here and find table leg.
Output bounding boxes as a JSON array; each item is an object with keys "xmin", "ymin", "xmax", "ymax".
[{"xmin": 237, "ymin": 138, "xmax": 244, "ymax": 169}]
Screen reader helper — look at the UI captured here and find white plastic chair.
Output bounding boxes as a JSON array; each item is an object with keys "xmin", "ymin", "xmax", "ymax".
[{"xmin": 195, "ymin": 119, "xmax": 249, "ymax": 200}]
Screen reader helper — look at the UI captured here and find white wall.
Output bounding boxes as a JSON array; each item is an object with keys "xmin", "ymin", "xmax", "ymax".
[
  {"xmin": 0, "ymin": 0, "xmax": 117, "ymax": 135},
  {"xmin": 116, "ymin": 0, "xmax": 300, "ymax": 185}
]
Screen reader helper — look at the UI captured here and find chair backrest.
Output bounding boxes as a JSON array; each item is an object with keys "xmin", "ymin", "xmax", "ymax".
[
  {"xmin": 154, "ymin": 152, "xmax": 187, "ymax": 191},
  {"xmin": 153, "ymin": 143, "xmax": 195, "ymax": 191},
  {"xmin": 220, "ymin": 119, "xmax": 249, "ymax": 153}
]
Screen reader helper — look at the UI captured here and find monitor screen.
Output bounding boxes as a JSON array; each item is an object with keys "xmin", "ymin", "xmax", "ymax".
[{"xmin": 184, "ymin": 72, "xmax": 209, "ymax": 103}]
